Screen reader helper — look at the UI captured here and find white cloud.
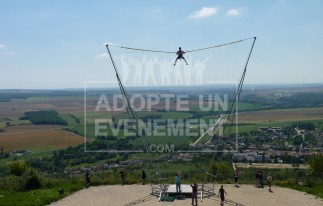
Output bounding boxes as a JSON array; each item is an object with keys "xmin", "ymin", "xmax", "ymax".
[
  {"xmin": 0, "ymin": 43, "xmax": 16, "ymax": 55},
  {"xmin": 188, "ymin": 7, "xmax": 218, "ymax": 19},
  {"xmin": 226, "ymin": 8, "xmax": 247, "ymax": 16},
  {"xmin": 226, "ymin": 9, "xmax": 240, "ymax": 16},
  {"xmin": 96, "ymin": 53, "xmax": 108, "ymax": 58}
]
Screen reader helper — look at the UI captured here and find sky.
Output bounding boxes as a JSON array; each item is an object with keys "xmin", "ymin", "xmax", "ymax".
[{"xmin": 0, "ymin": 0, "xmax": 323, "ymax": 89}]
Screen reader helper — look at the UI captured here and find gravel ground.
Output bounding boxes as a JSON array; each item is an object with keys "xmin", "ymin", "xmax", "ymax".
[{"xmin": 48, "ymin": 184, "xmax": 323, "ymax": 206}]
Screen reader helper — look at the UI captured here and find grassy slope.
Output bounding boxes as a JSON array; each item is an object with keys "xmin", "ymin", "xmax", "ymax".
[{"xmin": 0, "ymin": 182, "xmax": 84, "ymax": 206}]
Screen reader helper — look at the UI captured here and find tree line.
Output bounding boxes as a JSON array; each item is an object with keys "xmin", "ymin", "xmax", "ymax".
[{"xmin": 20, "ymin": 110, "xmax": 67, "ymax": 125}]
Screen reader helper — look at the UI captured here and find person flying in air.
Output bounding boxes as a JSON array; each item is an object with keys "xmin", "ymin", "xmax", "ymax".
[{"xmin": 174, "ymin": 47, "xmax": 188, "ymax": 66}]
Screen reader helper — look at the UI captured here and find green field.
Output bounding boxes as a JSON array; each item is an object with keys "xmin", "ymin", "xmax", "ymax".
[
  {"xmin": 145, "ymin": 135, "xmax": 191, "ymax": 147},
  {"xmin": 188, "ymin": 101, "xmax": 268, "ymax": 112}
]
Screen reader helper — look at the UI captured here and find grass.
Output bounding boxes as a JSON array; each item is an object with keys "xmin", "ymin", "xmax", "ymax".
[
  {"xmin": 0, "ymin": 150, "xmax": 54, "ymax": 169},
  {"xmin": 0, "ymin": 117, "xmax": 31, "ymax": 131},
  {"xmin": 0, "ymin": 170, "xmax": 141, "ymax": 206},
  {"xmin": 145, "ymin": 135, "xmax": 191, "ymax": 147},
  {"xmin": 275, "ymin": 178, "xmax": 323, "ymax": 199},
  {"xmin": 161, "ymin": 111, "xmax": 192, "ymax": 119},
  {"xmin": 60, "ymin": 114, "xmax": 79, "ymax": 127},
  {"xmin": 0, "ymin": 181, "xmax": 84, "ymax": 206},
  {"xmin": 4, "ymin": 117, "xmax": 31, "ymax": 126},
  {"xmin": 289, "ymin": 184, "xmax": 323, "ymax": 199}
]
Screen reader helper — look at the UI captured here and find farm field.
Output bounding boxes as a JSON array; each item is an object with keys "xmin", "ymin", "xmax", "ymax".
[
  {"xmin": 0, "ymin": 95, "xmax": 91, "ymax": 118},
  {"xmin": 238, "ymin": 107, "xmax": 323, "ymax": 123},
  {"xmin": 0, "ymin": 125, "xmax": 84, "ymax": 152}
]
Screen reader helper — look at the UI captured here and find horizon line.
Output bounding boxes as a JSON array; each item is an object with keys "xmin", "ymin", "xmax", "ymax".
[{"xmin": 1, "ymin": 82, "xmax": 323, "ymax": 91}]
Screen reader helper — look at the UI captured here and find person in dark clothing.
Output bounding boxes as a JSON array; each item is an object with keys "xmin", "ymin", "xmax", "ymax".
[
  {"xmin": 174, "ymin": 47, "xmax": 188, "ymax": 66},
  {"xmin": 85, "ymin": 172, "xmax": 90, "ymax": 188},
  {"xmin": 190, "ymin": 182, "xmax": 198, "ymax": 206},
  {"xmin": 255, "ymin": 169, "xmax": 260, "ymax": 187},
  {"xmin": 259, "ymin": 169, "xmax": 264, "ymax": 188},
  {"xmin": 120, "ymin": 169, "xmax": 125, "ymax": 185},
  {"xmin": 233, "ymin": 170, "xmax": 239, "ymax": 187},
  {"xmin": 141, "ymin": 170, "xmax": 147, "ymax": 185},
  {"xmin": 218, "ymin": 185, "xmax": 228, "ymax": 206}
]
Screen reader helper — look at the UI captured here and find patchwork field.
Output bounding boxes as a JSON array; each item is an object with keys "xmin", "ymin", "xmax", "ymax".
[
  {"xmin": 0, "ymin": 125, "xmax": 84, "ymax": 152},
  {"xmin": 1, "ymin": 91, "xmax": 323, "ymax": 152}
]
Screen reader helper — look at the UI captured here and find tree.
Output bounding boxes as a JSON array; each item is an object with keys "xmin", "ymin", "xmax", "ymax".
[
  {"xmin": 309, "ymin": 154, "xmax": 323, "ymax": 174},
  {"xmin": 209, "ymin": 161, "xmax": 232, "ymax": 181},
  {"xmin": 293, "ymin": 136, "xmax": 303, "ymax": 146},
  {"xmin": 8, "ymin": 161, "xmax": 28, "ymax": 176},
  {"xmin": 8, "ymin": 161, "xmax": 41, "ymax": 190},
  {"xmin": 24, "ymin": 168, "xmax": 41, "ymax": 190}
]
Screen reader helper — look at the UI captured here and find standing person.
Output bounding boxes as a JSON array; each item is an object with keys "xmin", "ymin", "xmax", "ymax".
[
  {"xmin": 233, "ymin": 170, "xmax": 239, "ymax": 187},
  {"xmin": 190, "ymin": 182, "xmax": 198, "ymax": 206},
  {"xmin": 175, "ymin": 174, "xmax": 181, "ymax": 193},
  {"xmin": 255, "ymin": 169, "xmax": 260, "ymax": 187},
  {"xmin": 174, "ymin": 47, "xmax": 188, "ymax": 66},
  {"xmin": 259, "ymin": 169, "xmax": 264, "ymax": 188},
  {"xmin": 218, "ymin": 185, "xmax": 228, "ymax": 206},
  {"xmin": 120, "ymin": 169, "xmax": 126, "ymax": 185},
  {"xmin": 141, "ymin": 170, "xmax": 147, "ymax": 185},
  {"xmin": 85, "ymin": 171, "xmax": 90, "ymax": 188},
  {"xmin": 267, "ymin": 173, "xmax": 273, "ymax": 192}
]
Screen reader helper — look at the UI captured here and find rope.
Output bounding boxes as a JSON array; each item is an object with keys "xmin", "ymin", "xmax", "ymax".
[
  {"xmin": 106, "ymin": 44, "xmax": 161, "ymax": 180},
  {"xmin": 106, "ymin": 37, "xmax": 255, "ymax": 54},
  {"xmin": 224, "ymin": 37, "xmax": 257, "ymax": 136},
  {"xmin": 186, "ymin": 37, "xmax": 255, "ymax": 53},
  {"xmin": 120, "ymin": 46, "xmax": 174, "ymax": 54}
]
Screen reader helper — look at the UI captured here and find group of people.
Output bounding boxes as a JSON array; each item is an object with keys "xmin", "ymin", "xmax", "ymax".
[
  {"xmin": 175, "ymin": 173, "xmax": 227, "ymax": 206},
  {"xmin": 175, "ymin": 174, "xmax": 199, "ymax": 205},
  {"xmin": 120, "ymin": 169, "xmax": 147, "ymax": 185},
  {"xmin": 255, "ymin": 169, "xmax": 273, "ymax": 192},
  {"xmin": 84, "ymin": 168, "xmax": 273, "ymax": 205}
]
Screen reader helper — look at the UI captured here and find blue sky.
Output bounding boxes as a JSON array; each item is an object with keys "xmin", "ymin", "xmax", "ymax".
[{"xmin": 0, "ymin": 0, "xmax": 323, "ymax": 89}]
